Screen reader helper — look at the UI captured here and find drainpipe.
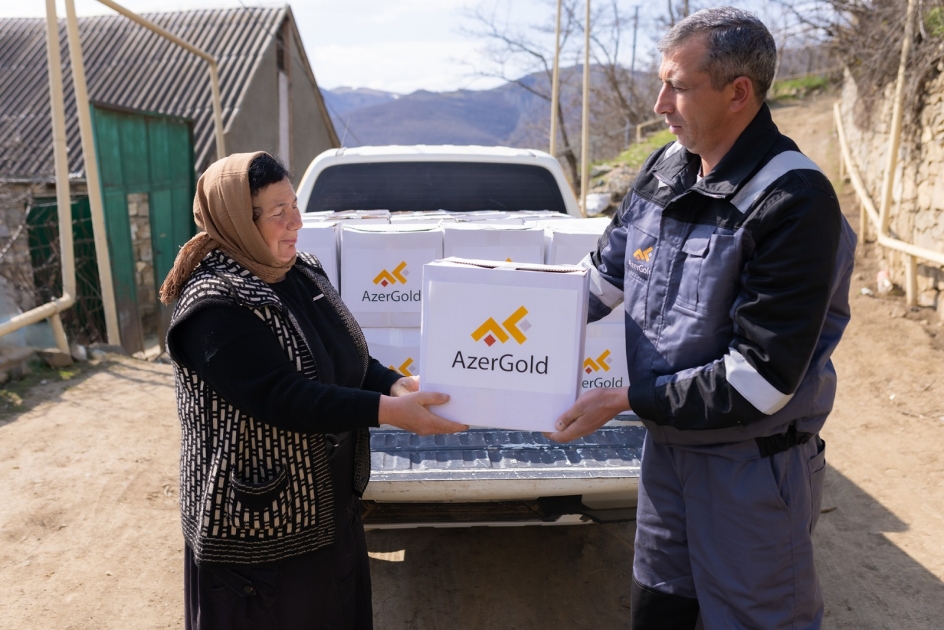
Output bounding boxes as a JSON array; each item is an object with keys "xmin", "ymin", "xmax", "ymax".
[
  {"xmin": 0, "ymin": 0, "xmax": 76, "ymax": 354},
  {"xmin": 94, "ymin": 0, "xmax": 227, "ymax": 160}
]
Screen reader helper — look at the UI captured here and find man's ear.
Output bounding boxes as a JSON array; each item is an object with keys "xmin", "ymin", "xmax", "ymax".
[{"xmin": 729, "ymin": 75, "xmax": 755, "ymax": 113}]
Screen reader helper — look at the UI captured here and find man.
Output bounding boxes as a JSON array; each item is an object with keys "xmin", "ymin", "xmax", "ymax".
[{"xmin": 547, "ymin": 7, "xmax": 856, "ymax": 629}]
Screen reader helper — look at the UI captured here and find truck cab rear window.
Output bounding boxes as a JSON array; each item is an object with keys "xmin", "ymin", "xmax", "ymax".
[{"xmin": 305, "ymin": 162, "xmax": 568, "ymax": 214}]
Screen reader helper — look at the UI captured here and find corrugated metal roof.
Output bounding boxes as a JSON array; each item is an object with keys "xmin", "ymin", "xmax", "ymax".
[{"xmin": 0, "ymin": 6, "xmax": 287, "ymax": 182}]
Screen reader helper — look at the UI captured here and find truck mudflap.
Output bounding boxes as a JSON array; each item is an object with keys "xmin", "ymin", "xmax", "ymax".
[{"xmin": 362, "ymin": 418, "xmax": 644, "ymax": 526}]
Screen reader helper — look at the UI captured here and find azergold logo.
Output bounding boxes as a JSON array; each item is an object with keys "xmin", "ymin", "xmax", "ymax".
[
  {"xmin": 471, "ymin": 306, "xmax": 530, "ymax": 347},
  {"xmin": 389, "ymin": 358, "xmax": 415, "ymax": 376},
  {"xmin": 373, "ymin": 261, "xmax": 409, "ymax": 287},
  {"xmin": 583, "ymin": 349, "xmax": 613, "ymax": 374},
  {"xmin": 633, "ymin": 247, "xmax": 653, "ymax": 262}
]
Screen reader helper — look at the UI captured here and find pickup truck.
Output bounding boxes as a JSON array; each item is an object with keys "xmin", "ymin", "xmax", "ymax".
[{"xmin": 295, "ymin": 145, "xmax": 644, "ymax": 527}]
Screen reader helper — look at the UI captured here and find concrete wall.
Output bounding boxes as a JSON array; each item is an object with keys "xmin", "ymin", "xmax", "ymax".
[
  {"xmin": 223, "ymin": 18, "xmax": 337, "ymax": 187},
  {"xmin": 289, "ymin": 26, "xmax": 336, "ymax": 179},
  {"xmin": 223, "ymin": 42, "xmax": 283, "ymax": 167},
  {"xmin": 840, "ymin": 70, "xmax": 944, "ymax": 312}
]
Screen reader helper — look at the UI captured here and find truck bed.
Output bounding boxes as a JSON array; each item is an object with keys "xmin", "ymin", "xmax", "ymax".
[{"xmin": 362, "ymin": 416, "xmax": 645, "ymax": 526}]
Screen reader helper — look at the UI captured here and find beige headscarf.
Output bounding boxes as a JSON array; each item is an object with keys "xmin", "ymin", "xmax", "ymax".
[{"xmin": 159, "ymin": 151, "xmax": 296, "ymax": 304}]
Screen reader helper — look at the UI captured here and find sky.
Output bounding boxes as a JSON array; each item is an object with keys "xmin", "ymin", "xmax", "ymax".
[
  {"xmin": 6, "ymin": 1, "xmax": 779, "ymax": 95},
  {"xmin": 5, "ymin": 0, "xmax": 661, "ymax": 94}
]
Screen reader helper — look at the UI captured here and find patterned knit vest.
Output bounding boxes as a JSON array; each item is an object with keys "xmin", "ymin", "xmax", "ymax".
[{"xmin": 169, "ymin": 250, "xmax": 371, "ymax": 565}]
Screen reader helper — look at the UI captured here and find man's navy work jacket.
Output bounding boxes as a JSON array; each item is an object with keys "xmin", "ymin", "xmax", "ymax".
[{"xmin": 584, "ymin": 104, "xmax": 857, "ymax": 448}]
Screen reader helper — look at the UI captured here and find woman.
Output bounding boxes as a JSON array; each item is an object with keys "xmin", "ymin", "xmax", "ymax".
[{"xmin": 160, "ymin": 151, "xmax": 466, "ymax": 629}]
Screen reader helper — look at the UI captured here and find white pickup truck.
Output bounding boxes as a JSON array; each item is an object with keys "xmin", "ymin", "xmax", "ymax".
[{"xmin": 296, "ymin": 145, "xmax": 643, "ymax": 527}]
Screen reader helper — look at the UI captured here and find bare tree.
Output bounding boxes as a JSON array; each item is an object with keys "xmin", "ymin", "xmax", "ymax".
[
  {"xmin": 777, "ymin": 0, "xmax": 944, "ymax": 142},
  {"xmin": 464, "ymin": 0, "xmax": 663, "ymax": 186},
  {"xmin": 463, "ymin": 0, "xmax": 582, "ymax": 183},
  {"xmin": 588, "ymin": 2, "xmax": 662, "ymax": 157},
  {"xmin": 664, "ymin": 0, "xmax": 692, "ymax": 28}
]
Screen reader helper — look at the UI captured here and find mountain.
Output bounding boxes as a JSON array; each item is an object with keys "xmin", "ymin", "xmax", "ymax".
[
  {"xmin": 320, "ymin": 67, "xmax": 597, "ymax": 149},
  {"xmin": 321, "ymin": 87, "xmax": 399, "ymax": 119}
]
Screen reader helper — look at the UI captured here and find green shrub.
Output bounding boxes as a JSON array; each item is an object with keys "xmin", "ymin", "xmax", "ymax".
[
  {"xmin": 603, "ymin": 129, "xmax": 676, "ymax": 170},
  {"xmin": 770, "ymin": 75, "xmax": 831, "ymax": 100},
  {"xmin": 926, "ymin": 7, "xmax": 944, "ymax": 38}
]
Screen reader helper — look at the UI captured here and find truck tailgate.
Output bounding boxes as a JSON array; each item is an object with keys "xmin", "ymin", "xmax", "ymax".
[{"xmin": 362, "ymin": 418, "xmax": 644, "ymax": 525}]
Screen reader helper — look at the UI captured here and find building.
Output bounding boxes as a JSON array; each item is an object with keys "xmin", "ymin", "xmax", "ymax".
[{"xmin": 0, "ymin": 6, "xmax": 339, "ymax": 351}]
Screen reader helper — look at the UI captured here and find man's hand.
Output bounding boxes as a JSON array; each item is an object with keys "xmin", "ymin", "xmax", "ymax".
[
  {"xmin": 545, "ymin": 387, "xmax": 631, "ymax": 442},
  {"xmin": 389, "ymin": 375, "xmax": 419, "ymax": 397},
  {"xmin": 379, "ymin": 390, "xmax": 469, "ymax": 436}
]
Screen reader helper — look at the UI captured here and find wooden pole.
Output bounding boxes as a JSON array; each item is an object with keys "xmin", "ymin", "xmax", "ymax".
[
  {"xmin": 878, "ymin": 0, "xmax": 916, "ymax": 235},
  {"xmin": 64, "ymin": 0, "xmax": 122, "ymax": 346},
  {"xmin": 549, "ymin": 0, "xmax": 562, "ymax": 158},
  {"xmin": 579, "ymin": 0, "xmax": 591, "ymax": 218}
]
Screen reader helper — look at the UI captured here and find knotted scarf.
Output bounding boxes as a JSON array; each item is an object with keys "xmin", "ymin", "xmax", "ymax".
[{"xmin": 159, "ymin": 151, "xmax": 296, "ymax": 304}]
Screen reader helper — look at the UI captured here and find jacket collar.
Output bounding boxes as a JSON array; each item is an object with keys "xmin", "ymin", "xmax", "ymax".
[{"xmin": 653, "ymin": 103, "xmax": 781, "ymax": 199}]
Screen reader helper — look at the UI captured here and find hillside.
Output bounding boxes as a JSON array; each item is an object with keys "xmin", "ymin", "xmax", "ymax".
[{"xmin": 321, "ymin": 66, "xmax": 639, "ymax": 149}]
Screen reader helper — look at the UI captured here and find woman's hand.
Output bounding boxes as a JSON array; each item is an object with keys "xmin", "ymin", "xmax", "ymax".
[
  {"xmin": 544, "ymin": 387, "xmax": 630, "ymax": 443},
  {"xmin": 389, "ymin": 375, "xmax": 419, "ymax": 397},
  {"xmin": 378, "ymin": 390, "xmax": 468, "ymax": 436}
]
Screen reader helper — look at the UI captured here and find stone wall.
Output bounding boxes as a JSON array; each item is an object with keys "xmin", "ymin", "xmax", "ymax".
[
  {"xmin": 126, "ymin": 193, "xmax": 156, "ymax": 336},
  {"xmin": 839, "ymin": 69, "xmax": 944, "ymax": 311},
  {"xmin": 0, "ymin": 183, "xmax": 42, "ymax": 312}
]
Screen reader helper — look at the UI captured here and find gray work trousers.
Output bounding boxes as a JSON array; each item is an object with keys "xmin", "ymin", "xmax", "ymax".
[{"xmin": 632, "ymin": 431, "xmax": 827, "ymax": 629}]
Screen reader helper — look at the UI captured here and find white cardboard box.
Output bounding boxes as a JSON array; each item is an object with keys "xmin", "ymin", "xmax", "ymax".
[
  {"xmin": 580, "ymin": 322, "xmax": 628, "ymax": 395},
  {"xmin": 450, "ymin": 211, "xmax": 524, "ymax": 225},
  {"xmin": 340, "ymin": 224, "xmax": 443, "ymax": 327},
  {"xmin": 544, "ymin": 218, "xmax": 622, "ymax": 324},
  {"xmin": 390, "ymin": 211, "xmax": 456, "ymax": 224},
  {"xmin": 362, "ymin": 328, "xmax": 421, "ymax": 377},
  {"xmin": 543, "ymin": 218, "xmax": 612, "ymax": 265},
  {"xmin": 296, "ymin": 221, "xmax": 339, "ymax": 288},
  {"xmin": 420, "ymin": 258, "xmax": 589, "ymax": 432},
  {"xmin": 442, "ymin": 224, "xmax": 545, "ymax": 264}
]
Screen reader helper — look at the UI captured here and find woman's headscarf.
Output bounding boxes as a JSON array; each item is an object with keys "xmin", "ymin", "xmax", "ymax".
[{"xmin": 159, "ymin": 151, "xmax": 296, "ymax": 304}]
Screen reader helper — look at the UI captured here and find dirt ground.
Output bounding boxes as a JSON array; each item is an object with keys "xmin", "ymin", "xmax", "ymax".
[{"xmin": 2, "ymin": 95, "xmax": 944, "ymax": 629}]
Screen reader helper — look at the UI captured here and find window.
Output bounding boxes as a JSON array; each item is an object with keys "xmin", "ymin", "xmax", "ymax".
[{"xmin": 305, "ymin": 162, "xmax": 568, "ymax": 214}]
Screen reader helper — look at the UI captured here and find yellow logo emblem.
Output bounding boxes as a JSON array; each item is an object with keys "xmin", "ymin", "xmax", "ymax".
[
  {"xmin": 583, "ymin": 349, "xmax": 613, "ymax": 374},
  {"xmin": 471, "ymin": 306, "xmax": 530, "ymax": 347},
  {"xmin": 389, "ymin": 358, "xmax": 415, "ymax": 376},
  {"xmin": 633, "ymin": 247, "xmax": 653, "ymax": 262},
  {"xmin": 373, "ymin": 261, "xmax": 409, "ymax": 287}
]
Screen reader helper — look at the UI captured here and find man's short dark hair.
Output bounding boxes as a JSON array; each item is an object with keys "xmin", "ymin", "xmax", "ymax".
[
  {"xmin": 248, "ymin": 152, "xmax": 290, "ymax": 198},
  {"xmin": 658, "ymin": 7, "xmax": 776, "ymax": 103}
]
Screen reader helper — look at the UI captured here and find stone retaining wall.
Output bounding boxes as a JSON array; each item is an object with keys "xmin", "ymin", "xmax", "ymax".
[{"xmin": 839, "ymin": 69, "xmax": 944, "ymax": 312}]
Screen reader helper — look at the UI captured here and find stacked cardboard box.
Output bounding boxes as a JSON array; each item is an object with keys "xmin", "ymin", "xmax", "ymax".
[
  {"xmin": 542, "ymin": 218, "xmax": 627, "ymax": 395},
  {"xmin": 296, "ymin": 213, "xmax": 628, "ymax": 426},
  {"xmin": 341, "ymin": 224, "xmax": 443, "ymax": 328},
  {"xmin": 442, "ymin": 224, "xmax": 545, "ymax": 264},
  {"xmin": 390, "ymin": 211, "xmax": 456, "ymax": 225},
  {"xmin": 362, "ymin": 328, "xmax": 421, "ymax": 378},
  {"xmin": 341, "ymin": 221, "xmax": 556, "ymax": 392},
  {"xmin": 451, "ymin": 211, "xmax": 524, "ymax": 225},
  {"xmin": 296, "ymin": 221, "xmax": 340, "ymax": 288}
]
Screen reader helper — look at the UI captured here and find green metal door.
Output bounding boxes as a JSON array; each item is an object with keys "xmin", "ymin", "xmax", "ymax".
[{"xmin": 90, "ymin": 103, "xmax": 195, "ymax": 354}]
